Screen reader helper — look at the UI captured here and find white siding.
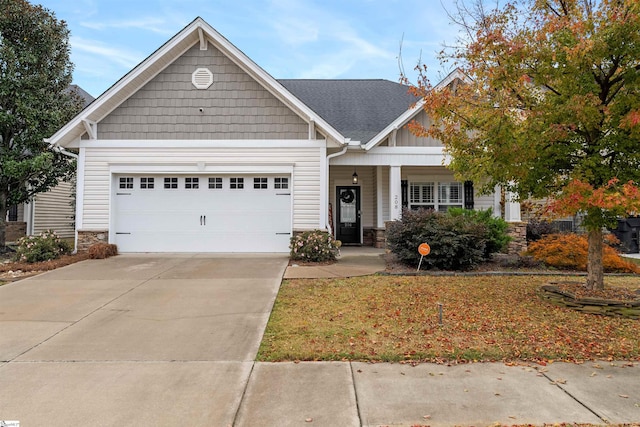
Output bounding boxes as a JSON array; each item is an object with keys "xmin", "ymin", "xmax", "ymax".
[
  {"xmin": 32, "ymin": 181, "xmax": 75, "ymax": 238},
  {"xmin": 81, "ymin": 146, "xmax": 322, "ymax": 232}
]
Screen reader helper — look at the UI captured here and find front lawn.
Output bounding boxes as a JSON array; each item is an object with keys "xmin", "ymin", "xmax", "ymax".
[{"xmin": 258, "ymin": 275, "xmax": 640, "ymax": 363}]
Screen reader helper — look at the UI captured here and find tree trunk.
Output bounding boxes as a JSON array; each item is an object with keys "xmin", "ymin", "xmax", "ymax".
[
  {"xmin": 586, "ymin": 228, "xmax": 604, "ymax": 291},
  {"xmin": 0, "ymin": 190, "xmax": 6, "ymax": 252}
]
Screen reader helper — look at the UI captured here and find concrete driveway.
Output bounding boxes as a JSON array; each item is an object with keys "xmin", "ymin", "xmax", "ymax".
[{"xmin": 0, "ymin": 254, "xmax": 287, "ymax": 426}]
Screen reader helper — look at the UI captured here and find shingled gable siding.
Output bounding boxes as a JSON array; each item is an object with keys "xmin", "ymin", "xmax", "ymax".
[
  {"xmin": 395, "ymin": 110, "xmax": 443, "ymax": 147},
  {"xmin": 80, "ymin": 146, "xmax": 323, "ymax": 232},
  {"xmin": 98, "ymin": 43, "xmax": 308, "ymax": 140}
]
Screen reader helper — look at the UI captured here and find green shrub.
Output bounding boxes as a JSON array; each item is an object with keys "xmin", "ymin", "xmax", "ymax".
[
  {"xmin": 447, "ymin": 208, "xmax": 510, "ymax": 257},
  {"xmin": 290, "ymin": 230, "xmax": 340, "ymax": 262},
  {"xmin": 15, "ymin": 230, "xmax": 72, "ymax": 263},
  {"xmin": 387, "ymin": 208, "xmax": 510, "ymax": 271}
]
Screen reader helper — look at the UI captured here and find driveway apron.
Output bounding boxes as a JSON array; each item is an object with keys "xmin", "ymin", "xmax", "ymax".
[{"xmin": 0, "ymin": 254, "xmax": 287, "ymax": 426}]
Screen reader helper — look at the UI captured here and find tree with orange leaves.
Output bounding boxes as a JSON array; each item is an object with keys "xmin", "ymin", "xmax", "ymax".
[{"xmin": 407, "ymin": 0, "xmax": 640, "ymax": 290}]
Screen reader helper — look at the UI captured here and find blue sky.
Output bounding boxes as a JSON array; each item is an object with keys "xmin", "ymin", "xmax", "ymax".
[{"xmin": 36, "ymin": 0, "xmax": 463, "ymax": 98}]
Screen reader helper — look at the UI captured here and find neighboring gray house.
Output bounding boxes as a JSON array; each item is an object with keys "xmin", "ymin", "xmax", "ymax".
[
  {"xmin": 6, "ymin": 85, "xmax": 94, "ymax": 242},
  {"xmin": 45, "ymin": 17, "xmax": 522, "ymax": 253}
]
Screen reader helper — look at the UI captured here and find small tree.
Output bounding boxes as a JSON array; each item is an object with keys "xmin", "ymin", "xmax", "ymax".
[
  {"xmin": 0, "ymin": 0, "xmax": 83, "ymax": 251},
  {"xmin": 407, "ymin": 0, "xmax": 640, "ymax": 290}
]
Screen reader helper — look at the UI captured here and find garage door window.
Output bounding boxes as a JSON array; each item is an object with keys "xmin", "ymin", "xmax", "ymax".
[
  {"xmin": 274, "ymin": 177, "xmax": 289, "ymax": 189},
  {"xmin": 140, "ymin": 177, "xmax": 154, "ymax": 189},
  {"xmin": 208, "ymin": 177, "xmax": 222, "ymax": 189},
  {"xmin": 254, "ymin": 177, "xmax": 268, "ymax": 189},
  {"xmin": 164, "ymin": 178, "xmax": 178, "ymax": 189},
  {"xmin": 230, "ymin": 178, "xmax": 244, "ymax": 189},
  {"xmin": 119, "ymin": 177, "xmax": 133, "ymax": 189},
  {"xmin": 185, "ymin": 177, "xmax": 199, "ymax": 189}
]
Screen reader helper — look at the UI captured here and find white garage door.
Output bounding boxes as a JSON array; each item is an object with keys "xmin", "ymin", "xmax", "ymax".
[{"xmin": 112, "ymin": 174, "xmax": 292, "ymax": 252}]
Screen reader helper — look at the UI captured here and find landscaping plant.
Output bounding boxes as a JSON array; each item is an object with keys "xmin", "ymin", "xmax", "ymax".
[
  {"xmin": 526, "ymin": 233, "xmax": 640, "ymax": 274},
  {"xmin": 386, "ymin": 208, "xmax": 509, "ymax": 271},
  {"xmin": 14, "ymin": 229, "xmax": 72, "ymax": 263},
  {"xmin": 290, "ymin": 230, "xmax": 340, "ymax": 262}
]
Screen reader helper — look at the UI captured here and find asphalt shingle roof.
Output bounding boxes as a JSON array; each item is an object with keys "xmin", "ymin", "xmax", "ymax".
[{"xmin": 278, "ymin": 79, "xmax": 418, "ymax": 144}]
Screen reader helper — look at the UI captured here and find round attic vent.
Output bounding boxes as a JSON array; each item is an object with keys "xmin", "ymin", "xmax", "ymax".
[{"xmin": 192, "ymin": 68, "xmax": 213, "ymax": 89}]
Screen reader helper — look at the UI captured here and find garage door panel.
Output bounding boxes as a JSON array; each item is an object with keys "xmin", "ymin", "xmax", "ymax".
[{"xmin": 113, "ymin": 175, "xmax": 292, "ymax": 253}]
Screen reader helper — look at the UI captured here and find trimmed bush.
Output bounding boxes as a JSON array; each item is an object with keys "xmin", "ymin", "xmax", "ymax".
[
  {"xmin": 447, "ymin": 208, "xmax": 510, "ymax": 258},
  {"xmin": 290, "ymin": 230, "xmax": 340, "ymax": 262},
  {"xmin": 387, "ymin": 208, "xmax": 509, "ymax": 271},
  {"xmin": 525, "ymin": 233, "xmax": 640, "ymax": 273},
  {"xmin": 14, "ymin": 230, "xmax": 72, "ymax": 263},
  {"xmin": 88, "ymin": 243, "xmax": 118, "ymax": 259}
]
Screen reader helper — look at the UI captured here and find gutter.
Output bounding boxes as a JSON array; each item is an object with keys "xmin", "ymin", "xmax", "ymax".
[{"xmin": 325, "ymin": 145, "xmax": 349, "ymax": 234}]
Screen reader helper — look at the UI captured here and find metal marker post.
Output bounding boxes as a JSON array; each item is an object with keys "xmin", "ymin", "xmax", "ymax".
[{"xmin": 417, "ymin": 243, "xmax": 431, "ymax": 272}]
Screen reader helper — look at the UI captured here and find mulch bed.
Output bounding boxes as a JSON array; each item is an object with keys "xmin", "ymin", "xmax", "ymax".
[{"xmin": 0, "ymin": 252, "xmax": 91, "ymax": 282}]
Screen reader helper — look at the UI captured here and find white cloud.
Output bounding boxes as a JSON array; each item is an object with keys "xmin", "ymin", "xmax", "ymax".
[
  {"xmin": 71, "ymin": 36, "xmax": 143, "ymax": 69},
  {"xmin": 79, "ymin": 17, "xmax": 176, "ymax": 35}
]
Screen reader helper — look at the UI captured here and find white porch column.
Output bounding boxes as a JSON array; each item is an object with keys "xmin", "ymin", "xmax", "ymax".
[
  {"xmin": 493, "ymin": 184, "xmax": 502, "ymax": 218},
  {"xmin": 504, "ymin": 190, "xmax": 522, "ymax": 222},
  {"xmin": 389, "ymin": 165, "xmax": 402, "ymax": 221},
  {"xmin": 376, "ymin": 166, "xmax": 384, "ymax": 227}
]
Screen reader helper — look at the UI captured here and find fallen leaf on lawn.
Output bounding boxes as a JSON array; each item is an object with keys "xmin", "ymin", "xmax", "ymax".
[
  {"xmin": 619, "ymin": 394, "xmax": 629, "ymax": 399},
  {"xmin": 464, "ymin": 389, "xmax": 469, "ymax": 392},
  {"xmin": 551, "ymin": 378, "xmax": 567, "ymax": 385},
  {"xmin": 607, "ymin": 375, "xmax": 613, "ymax": 378},
  {"xmin": 357, "ymin": 369, "xmax": 362, "ymax": 373},
  {"xmin": 423, "ymin": 415, "xmax": 431, "ymax": 419},
  {"xmin": 593, "ymin": 363, "xmax": 603, "ymax": 369},
  {"xmin": 509, "ymin": 416, "xmax": 516, "ymax": 419},
  {"xmin": 305, "ymin": 418, "xmax": 313, "ymax": 422},
  {"xmin": 494, "ymin": 392, "xmax": 501, "ymax": 396},
  {"xmin": 496, "ymin": 377, "xmax": 502, "ymax": 380},
  {"xmin": 400, "ymin": 372, "xmax": 405, "ymax": 375},
  {"xmin": 590, "ymin": 372, "xmax": 597, "ymax": 377}
]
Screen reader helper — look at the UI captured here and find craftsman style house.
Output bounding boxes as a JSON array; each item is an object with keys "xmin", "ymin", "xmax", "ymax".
[{"xmin": 45, "ymin": 17, "xmax": 522, "ymax": 253}]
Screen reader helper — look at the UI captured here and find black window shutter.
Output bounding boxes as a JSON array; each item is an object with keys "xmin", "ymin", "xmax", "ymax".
[
  {"xmin": 401, "ymin": 180, "xmax": 408, "ymax": 208},
  {"xmin": 464, "ymin": 181, "xmax": 474, "ymax": 209}
]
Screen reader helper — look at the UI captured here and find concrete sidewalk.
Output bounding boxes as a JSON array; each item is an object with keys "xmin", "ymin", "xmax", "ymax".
[
  {"xmin": 284, "ymin": 246, "xmax": 386, "ymax": 279},
  {"xmin": 236, "ymin": 360, "xmax": 640, "ymax": 426},
  {"xmin": 2, "ymin": 253, "xmax": 639, "ymax": 426}
]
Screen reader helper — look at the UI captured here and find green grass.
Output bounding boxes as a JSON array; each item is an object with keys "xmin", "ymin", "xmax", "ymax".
[{"xmin": 258, "ymin": 275, "xmax": 640, "ymax": 363}]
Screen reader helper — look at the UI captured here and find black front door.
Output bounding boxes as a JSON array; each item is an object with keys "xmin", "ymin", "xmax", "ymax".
[{"xmin": 336, "ymin": 186, "xmax": 361, "ymax": 245}]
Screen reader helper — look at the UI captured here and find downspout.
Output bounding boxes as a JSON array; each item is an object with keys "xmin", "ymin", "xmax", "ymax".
[
  {"xmin": 49, "ymin": 142, "xmax": 80, "ymax": 252},
  {"xmin": 325, "ymin": 145, "xmax": 349, "ymax": 234}
]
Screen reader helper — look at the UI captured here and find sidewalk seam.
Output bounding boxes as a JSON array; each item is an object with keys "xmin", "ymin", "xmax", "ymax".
[
  {"xmin": 349, "ymin": 362, "xmax": 364, "ymax": 427},
  {"xmin": 538, "ymin": 370, "xmax": 607, "ymax": 423},
  {"xmin": 231, "ymin": 361, "xmax": 256, "ymax": 426}
]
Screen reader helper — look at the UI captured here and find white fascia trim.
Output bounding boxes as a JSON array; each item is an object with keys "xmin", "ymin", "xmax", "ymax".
[
  {"xmin": 48, "ymin": 30, "xmax": 198, "ymax": 147},
  {"xmin": 200, "ymin": 20, "xmax": 346, "ymax": 146},
  {"xmin": 77, "ymin": 139, "xmax": 327, "ymax": 149},
  {"xmin": 363, "ymin": 101, "xmax": 425, "ymax": 151},
  {"xmin": 363, "ymin": 69, "xmax": 472, "ymax": 152},
  {"xmin": 109, "ymin": 163, "xmax": 294, "ymax": 174}
]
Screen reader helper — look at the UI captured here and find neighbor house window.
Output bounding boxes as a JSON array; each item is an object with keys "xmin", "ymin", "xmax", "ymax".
[
  {"xmin": 409, "ymin": 182, "xmax": 434, "ymax": 210},
  {"xmin": 185, "ymin": 177, "xmax": 199, "ymax": 189},
  {"xmin": 253, "ymin": 177, "xmax": 268, "ymax": 189},
  {"xmin": 208, "ymin": 177, "xmax": 222, "ymax": 189},
  {"xmin": 164, "ymin": 177, "xmax": 178, "ymax": 189},
  {"xmin": 140, "ymin": 177, "xmax": 154, "ymax": 189},
  {"xmin": 274, "ymin": 177, "xmax": 289, "ymax": 189},
  {"xmin": 119, "ymin": 177, "xmax": 134, "ymax": 189},
  {"xmin": 230, "ymin": 178, "xmax": 244, "ymax": 189},
  {"xmin": 438, "ymin": 182, "xmax": 463, "ymax": 211}
]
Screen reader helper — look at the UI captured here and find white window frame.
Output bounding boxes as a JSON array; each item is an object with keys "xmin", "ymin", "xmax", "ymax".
[{"xmin": 408, "ymin": 178, "xmax": 464, "ymax": 212}]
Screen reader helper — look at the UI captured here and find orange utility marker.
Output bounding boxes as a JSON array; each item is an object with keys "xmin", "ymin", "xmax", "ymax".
[{"xmin": 417, "ymin": 243, "xmax": 431, "ymax": 271}]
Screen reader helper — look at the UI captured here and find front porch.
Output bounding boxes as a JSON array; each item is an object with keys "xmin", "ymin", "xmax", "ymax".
[{"xmin": 327, "ymin": 164, "xmax": 524, "ymax": 250}]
